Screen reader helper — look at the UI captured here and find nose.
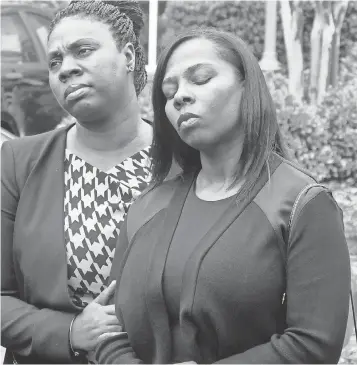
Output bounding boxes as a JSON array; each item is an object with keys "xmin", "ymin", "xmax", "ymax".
[
  {"xmin": 58, "ymin": 56, "xmax": 83, "ymax": 83},
  {"xmin": 173, "ymin": 84, "xmax": 195, "ymax": 111}
]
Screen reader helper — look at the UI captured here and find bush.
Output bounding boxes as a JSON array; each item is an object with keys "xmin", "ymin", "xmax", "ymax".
[
  {"xmin": 160, "ymin": 1, "xmax": 357, "ymax": 72},
  {"xmin": 271, "ymin": 75, "xmax": 357, "ymax": 186},
  {"xmin": 340, "ymin": 43, "xmax": 357, "ymax": 83},
  {"xmin": 332, "ymin": 186, "xmax": 357, "ymax": 248},
  {"xmin": 266, "ymin": 67, "xmax": 357, "ymax": 242}
]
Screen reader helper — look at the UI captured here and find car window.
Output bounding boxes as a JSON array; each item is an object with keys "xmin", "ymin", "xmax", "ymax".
[
  {"xmin": 1, "ymin": 13, "xmax": 39, "ymax": 63},
  {"xmin": 25, "ymin": 12, "xmax": 51, "ymax": 53}
]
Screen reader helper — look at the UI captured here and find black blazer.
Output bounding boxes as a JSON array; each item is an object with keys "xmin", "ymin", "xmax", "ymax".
[
  {"xmin": 96, "ymin": 156, "xmax": 351, "ymax": 364},
  {"xmin": 1, "ymin": 125, "xmax": 87, "ymax": 363}
]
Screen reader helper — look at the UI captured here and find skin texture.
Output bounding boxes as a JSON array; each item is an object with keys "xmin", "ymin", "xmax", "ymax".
[
  {"xmin": 47, "ymin": 17, "xmax": 136, "ymax": 125},
  {"xmin": 47, "ymin": 16, "xmax": 151, "ymax": 172},
  {"xmin": 163, "ymin": 38, "xmax": 244, "ymax": 155},
  {"xmin": 163, "ymin": 38, "xmax": 245, "ymax": 200}
]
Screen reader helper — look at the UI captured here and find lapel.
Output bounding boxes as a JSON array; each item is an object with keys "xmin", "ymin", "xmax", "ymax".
[
  {"xmin": 18, "ymin": 124, "xmax": 79, "ymax": 310},
  {"xmin": 144, "ymin": 171, "xmax": 196, "ymax": 364}
]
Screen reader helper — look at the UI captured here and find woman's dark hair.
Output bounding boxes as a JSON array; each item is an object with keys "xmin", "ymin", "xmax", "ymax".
[
  {"xmin": 151, "ymin": 28, "xmax": 290, "ymax": 199},
  {"xmin": 48, "ymin": 0, "xmax": 147, "ymax": 95}
]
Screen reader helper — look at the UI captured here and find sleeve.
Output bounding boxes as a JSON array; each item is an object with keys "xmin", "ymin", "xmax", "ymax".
[
  {"xmin": 95, "ymin": 218, "xmax": 144, "ymax": 364},
  {"xmin": 1, "ymin": 141, "xmax": 77, "ymax": 363},
  {"xmin": 215, "ymin": 191, "xmax": 351, "ymax": 364}
]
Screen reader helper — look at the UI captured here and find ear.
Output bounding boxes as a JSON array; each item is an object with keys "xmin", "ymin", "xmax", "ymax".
[{"xmin": 122, "ymin": 42, "xmax": 136, "ymax": 72}]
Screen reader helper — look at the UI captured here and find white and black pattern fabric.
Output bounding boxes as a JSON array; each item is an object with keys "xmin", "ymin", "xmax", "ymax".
[{"xmin": 64, "ymin": 147, "xmax": 151, "ymax": 308}]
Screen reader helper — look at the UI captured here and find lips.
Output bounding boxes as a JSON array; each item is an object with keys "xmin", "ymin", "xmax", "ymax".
[
  {"xmin": 177, "ymin": 113, "xmax": 200, "ymax": 128},
  {"xmin": 64, "ymin": 84, "xmax": 90, "ymax": 100}
]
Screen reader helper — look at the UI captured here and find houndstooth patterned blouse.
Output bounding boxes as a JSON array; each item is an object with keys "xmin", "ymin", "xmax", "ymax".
[{"xmin": 64, "ymin": 147, "xmax": 151, "ymax": 308}]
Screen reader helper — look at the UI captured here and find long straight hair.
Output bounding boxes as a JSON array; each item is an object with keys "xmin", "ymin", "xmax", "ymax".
[{"xmin": 151, "ymin": 28, "xmax": 289, "ymax": 199}]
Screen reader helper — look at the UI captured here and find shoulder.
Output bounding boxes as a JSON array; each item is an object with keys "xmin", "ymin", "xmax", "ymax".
[
  {"xmin": 271, "ymin": 158, "xmax": 335, "ymax": 223},
  {"xmin": 273, "ymin": 157, "xmax": 316, "ymax": 190},
  {"xmin": 252, "ymin": 155, "xmax": 322, "ymax": 242},
  {"xmin": 2, "ymin": 127, "xmax": 68, "ymax": 160},
  {"xmin": 255, "ymin": 155, "xmax": 317, "ymax": 209},
  {"xmin": 1, "ymin": 126, "xmax": 69, "ymax": 186}
]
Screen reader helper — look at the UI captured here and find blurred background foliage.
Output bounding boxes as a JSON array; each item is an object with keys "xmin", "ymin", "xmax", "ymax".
[{"xmin": 157, "ymin": 0, "xmax": 357, "ymax": 72}]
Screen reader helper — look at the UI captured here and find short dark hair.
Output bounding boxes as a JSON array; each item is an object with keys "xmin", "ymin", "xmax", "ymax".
[
  {"xmin": 48, "ymin": 0, "xmax": 147, "ymax": 95},
  {"xmin": 151, "ymin": 28, "xmax": 289, "ymax": 199}
]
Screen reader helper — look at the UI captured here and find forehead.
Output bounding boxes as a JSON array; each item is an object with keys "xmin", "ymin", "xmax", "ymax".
[
  {"xmin": 48, "ymin": 17, "xmax": 114, "ymax": 50},
  {"xmin": 165, "ymin": 38, "xmax": 225, "ymax": 75}
]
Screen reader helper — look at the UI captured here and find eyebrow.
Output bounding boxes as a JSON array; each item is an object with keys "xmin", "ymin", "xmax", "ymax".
[
  {"xmin": 48, "ymin": 38, "xmax": 99, "ymax": 59},
  {"xmin": 162, "ymin": 63, "xmax": 214, "ymax": 85}
]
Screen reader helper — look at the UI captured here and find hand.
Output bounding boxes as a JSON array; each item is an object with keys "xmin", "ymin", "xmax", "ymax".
[{"xmin": 70, "ymin": 281, "xmax": 122, "ymax": 352}]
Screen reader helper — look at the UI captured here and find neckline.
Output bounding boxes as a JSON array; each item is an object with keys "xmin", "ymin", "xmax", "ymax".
[
  {"xmin": 65, "ymin": 146, "xmax": 150, "ymax": 175},
  {"xmin": 190, "ymin": 181, "xmax": 237, "ymax": 203},
  {"xmin": 64, "ymin": 118, "xmax": 152, "ymax": 172}
]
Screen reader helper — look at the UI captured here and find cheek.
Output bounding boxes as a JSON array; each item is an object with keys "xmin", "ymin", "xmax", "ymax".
[
  {"xmin": 209, "ymin": 86, "xmax": 241, "ymax": 118},
  {"xmin": 91, "ymin": 55, "xmax": 125, "ymax": 87},
  {"xmin": 49, "ymin": 74, "xmax": 62, "ymax": 101},
  {"xmin": 110, "ymin": 58, "xmax": 124, "ymax": 78},
  {"xmin": 226, "ymin": 89, "xmax": 242, "ymax": 117},
  {"xmin": 210, "ymin": 87, "xmax": 230, "ymax": 107}
]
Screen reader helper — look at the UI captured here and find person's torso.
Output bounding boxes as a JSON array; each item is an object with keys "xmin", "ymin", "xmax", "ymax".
[{"xmin": 116, "ymin": 159, "xmax": 315, "ymax": 363}]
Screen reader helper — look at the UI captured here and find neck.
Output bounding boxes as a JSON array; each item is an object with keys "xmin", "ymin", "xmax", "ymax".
[
  {"xmin": 198, "ymin": 137, "xmax": 244, "ymax": 189},
  {"xmin": 74, "ymin": 99, "xmax": 143, "ymax": 152}
]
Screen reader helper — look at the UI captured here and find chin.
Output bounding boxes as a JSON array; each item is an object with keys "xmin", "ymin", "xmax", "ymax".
[
  {"xmin": 182, "ymin": 136, "xmax": 211, "ymax": 152},
  {"xmin": 66, "ymin": 102, "xmax": 100, "ymax": 123}
]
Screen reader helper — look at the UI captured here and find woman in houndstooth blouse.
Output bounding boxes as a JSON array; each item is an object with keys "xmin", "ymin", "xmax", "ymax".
[{"xmin": 1, "ymin": 1, "xmax": 153, "ymax": 363}]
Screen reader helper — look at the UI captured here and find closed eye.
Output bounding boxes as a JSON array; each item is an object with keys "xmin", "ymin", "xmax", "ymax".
[
  {"xmin": 162, "ymin": 85, "xmax": 177, "ymax": 100},
  {"xmin": 77, "ymin": 47, "xmax": 94, "ymax": 57},
  {"xmin": 48, "ymin": 57, "xmax": 62, "ymax": 70},
  {"xmin": 164, "ymin": 92, "xmax": 175, "ymax": 100},
  {"xmin": 192, "ymin": 77, "xmax": 212, "ymax": 85}
]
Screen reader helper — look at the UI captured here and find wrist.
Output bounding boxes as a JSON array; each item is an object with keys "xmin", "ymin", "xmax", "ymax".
[{"xmin": 69, "ymin": 314, "xmax": 86, "ymax": 360}]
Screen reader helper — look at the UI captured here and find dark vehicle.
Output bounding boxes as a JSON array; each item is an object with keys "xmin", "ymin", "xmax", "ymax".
[{"xmin": 1, "ymin": 2, "xmax": 68, "ymax": 138}]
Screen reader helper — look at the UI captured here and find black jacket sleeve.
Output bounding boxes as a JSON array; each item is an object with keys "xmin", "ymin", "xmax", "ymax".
[
  {"xmin": 215, "ymin": 191, "xmax": 351, "ymax": 364},
  {"xmin": 1, "ymin": 141, "xmax": 76, "ymax": 363}
]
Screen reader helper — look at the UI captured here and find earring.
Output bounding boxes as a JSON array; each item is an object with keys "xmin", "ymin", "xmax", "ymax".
[{"xmin": 128, "ymin": 65, "xmax": 134, "ymax": 72}]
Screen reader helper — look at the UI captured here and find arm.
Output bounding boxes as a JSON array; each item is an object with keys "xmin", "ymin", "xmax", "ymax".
[
  {"xmin": 95, "ymin": 218, "xmax": 144, "ymax": 364},
  {"xmin": 1, "ymin": 142, "xmax": 76, "ymax": 363},
  {"xmin": 215, "ymin": 191, "xmax": 351, "ymax": 364}
]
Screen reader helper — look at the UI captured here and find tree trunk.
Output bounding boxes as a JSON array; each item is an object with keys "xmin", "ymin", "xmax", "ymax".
[
  {"xmin": 280, "ymin": 0, "xmax": 304, "ymax": 103},
  {"xmin": 309, "ymin": 2, "xmax": 323, "ymax": 105},
  {"xmin": 329, "ymin": 1, "xmax": 349, "ymax": 87},
  {"xmin": 318, "ymin": 2, "xmax": 335, "ymax": 104},
  {"xmin": 329, "ymin": 31, "xmax": 340, "ymax": 87}
]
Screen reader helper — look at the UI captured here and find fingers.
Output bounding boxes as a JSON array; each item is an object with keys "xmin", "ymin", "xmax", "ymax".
[
  {"xmin": 103, "ymin": 315, "xmax": 120, "ymax": 326},
  {"xmin": 103, "ymin": 324, "xmax": 122, "ymax": 333},
  {"xmin": 93, "ymin": 281, "xmax": 116, "ymax": 305},
  {"xmin": 97, "ymin": 331, "xmax": 124, "ymax": 342},
  {"xmin": 103, "ymin": 304, "xmax": 116, "ymax": 315}
]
